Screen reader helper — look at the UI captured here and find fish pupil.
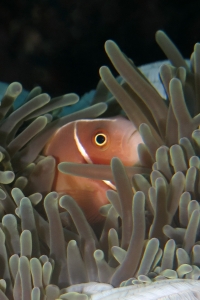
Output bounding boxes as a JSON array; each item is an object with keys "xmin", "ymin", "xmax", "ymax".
[{"xmin": 95, "ymin": 133, "xmax": 107, "ymax": 146}]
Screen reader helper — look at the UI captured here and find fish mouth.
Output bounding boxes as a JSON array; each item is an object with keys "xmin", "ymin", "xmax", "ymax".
[
  {"xmin": 74, "ymin": 123, "xmax": 117, "ymax": 190},
  {"xmin": 101, "ymin": 129, "xmax": 138, "ymax": 197},
  {"xmin": 128, "ymin": 129, "xmax": 138, "ymax": 142},
  {"xmin": 102, "ymin": 180, "xmax": 116, "ymax": 190}
]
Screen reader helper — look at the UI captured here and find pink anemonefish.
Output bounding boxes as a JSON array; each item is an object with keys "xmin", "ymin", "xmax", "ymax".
[{"xmin": 43, "ymin": 116, "xmax": 143, "ymax": 224}]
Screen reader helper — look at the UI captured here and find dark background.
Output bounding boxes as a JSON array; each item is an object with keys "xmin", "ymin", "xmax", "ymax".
[{"xmin": 0, "ymin": 0, "xmax": 200, "ymax": 97}]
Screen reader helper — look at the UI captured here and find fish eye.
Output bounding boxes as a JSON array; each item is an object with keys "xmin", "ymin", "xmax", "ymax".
[{"xmin": 94, "ymin": 133, "xmax": 107, "ymax": 146}]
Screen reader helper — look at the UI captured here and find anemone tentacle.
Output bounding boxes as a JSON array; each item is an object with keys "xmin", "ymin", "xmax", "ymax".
[{"xmin": 0, "ymin": 31, "xmax": 200, "ymax": 299}]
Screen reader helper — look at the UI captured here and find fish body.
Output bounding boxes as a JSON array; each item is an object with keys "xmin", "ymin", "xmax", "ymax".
[{"xmin": 44, "ymin": 117, "xmax": 142, "ymax": 223}]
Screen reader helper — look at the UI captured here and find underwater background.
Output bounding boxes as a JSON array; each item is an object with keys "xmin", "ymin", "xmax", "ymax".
[{"xmin": 0, "ymin": 0, "xmax": 200, "ymax": 97}]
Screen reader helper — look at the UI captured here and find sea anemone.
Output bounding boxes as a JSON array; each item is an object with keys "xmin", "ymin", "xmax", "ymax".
[{"xmin": 0, "ymin": 30, "xmax": 200, "ymax": 299}]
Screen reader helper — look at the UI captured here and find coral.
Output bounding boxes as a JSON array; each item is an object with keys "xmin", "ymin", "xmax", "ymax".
[{"xmin": 0, "ymin": 30, "xmax": 200, "ymax": 299}]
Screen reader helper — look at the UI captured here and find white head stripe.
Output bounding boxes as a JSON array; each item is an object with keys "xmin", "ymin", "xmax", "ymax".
[
  {"xmin": 74, "ymin": 122, "xmax": 93, "ymax": 164},
  {"xmin": 74, "ymin": 122, "xmax": 116, "ymax": 191}
]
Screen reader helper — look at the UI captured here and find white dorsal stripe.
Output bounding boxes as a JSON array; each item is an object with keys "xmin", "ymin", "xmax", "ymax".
[
  {"xmin": 75, "ymin": 118, "xmax": 116, "ymax": 123},
  {"xmin": 74, "ymin": 121, "xmax": 116, "ymax": 190}
]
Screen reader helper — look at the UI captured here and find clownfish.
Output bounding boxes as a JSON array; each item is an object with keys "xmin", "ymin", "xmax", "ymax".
[{"xmin": 43, "ymin": 116, "xmax": 143, "ymax": 223}]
